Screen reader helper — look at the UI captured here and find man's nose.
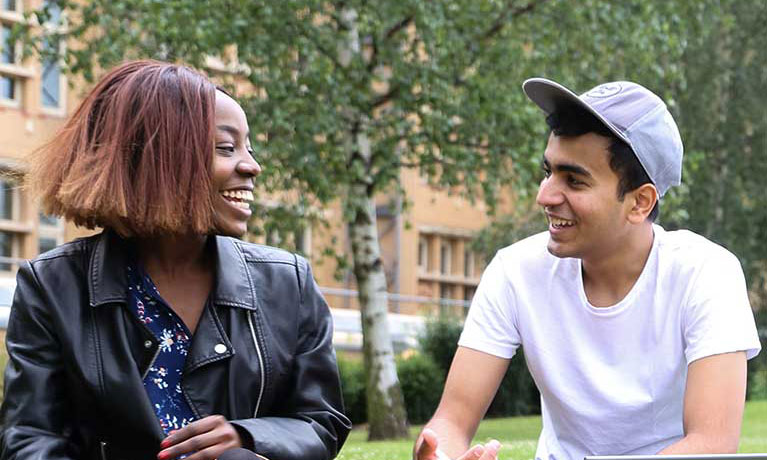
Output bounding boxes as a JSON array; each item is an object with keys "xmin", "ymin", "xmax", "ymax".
[{"xmin": 536, "ymin": 176, "xmax": 563, "ymax": 208}]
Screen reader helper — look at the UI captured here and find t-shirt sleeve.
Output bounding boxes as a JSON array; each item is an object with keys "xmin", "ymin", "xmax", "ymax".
[
  {"xmin": 683, "ymin": 250, "xmax": 762, "ymax": 364},
  {"xmin": 458, "ymin": 252, "xmax": 520, "ymax": 359}
]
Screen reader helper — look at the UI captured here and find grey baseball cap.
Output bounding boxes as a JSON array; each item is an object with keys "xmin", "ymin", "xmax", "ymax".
[{"xmin": 522, "ymin": 78, "xmax": 683, "ymax": 197}]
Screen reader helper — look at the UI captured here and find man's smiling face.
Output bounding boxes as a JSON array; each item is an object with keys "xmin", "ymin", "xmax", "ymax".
[{"xmin": 536, "ymin": 132, "xmax": 634, "ymax": 260}]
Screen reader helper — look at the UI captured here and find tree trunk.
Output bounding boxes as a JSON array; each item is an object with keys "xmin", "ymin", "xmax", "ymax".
[
  {"xmin": 337, "ymin": 5, "xmax": 409, "ymax": 440},
  {"xmin": 346, "ymin": 122, "xmax": 409, "ymax": 440}
]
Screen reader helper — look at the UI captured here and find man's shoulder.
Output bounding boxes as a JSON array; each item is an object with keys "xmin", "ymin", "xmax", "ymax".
[
  {"xmin": 657, "ymin": 225, "xmax": 739, "ymax": 265},
  {"xmin": 494, "ymin": 231, "xmax": 562, "ymax": 272}
]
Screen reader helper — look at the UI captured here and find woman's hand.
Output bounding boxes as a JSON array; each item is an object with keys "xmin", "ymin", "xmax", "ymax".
[{"xmin": 157, "ymin": 415, "xmax": 243, "ymax": 460}]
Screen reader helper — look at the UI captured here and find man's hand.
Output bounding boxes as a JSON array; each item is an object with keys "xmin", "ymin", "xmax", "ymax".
[
  {"xmin": 157, "ymin": 415, "xmax": 243, "ymax": 460},
  {"xmin": 414, "ymin": 428, "xmax": 501, "ymax": 460}
]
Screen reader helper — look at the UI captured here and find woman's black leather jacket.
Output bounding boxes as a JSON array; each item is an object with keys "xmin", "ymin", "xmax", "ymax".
[{"xmin": 0, "ymin": 231, "xmax": 351, "ymax": 460}]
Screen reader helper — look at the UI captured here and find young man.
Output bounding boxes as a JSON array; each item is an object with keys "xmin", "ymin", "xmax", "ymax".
[{"xmin": 414, "ymin": 78, "xmax": 762, "ymax": 460}]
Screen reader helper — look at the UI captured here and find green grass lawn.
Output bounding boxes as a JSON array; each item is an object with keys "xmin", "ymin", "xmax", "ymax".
[{"xmin": 338, "ymin": 400, "xmax": 767, "ymax": 460}]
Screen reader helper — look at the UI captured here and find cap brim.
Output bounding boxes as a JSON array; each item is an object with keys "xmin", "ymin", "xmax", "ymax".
[{"xmin": 522, "ymin": 77, "xmax": 630, "ymax": 145}]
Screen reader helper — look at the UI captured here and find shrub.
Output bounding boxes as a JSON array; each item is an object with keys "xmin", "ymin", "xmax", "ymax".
[
  {"xmin": 747, "ymin": 312, "xmax": 767, "ymax": 400},
  {"xmin": 418, "ymin": 314, "xmax": 463, "ymax": 374},
  {"xmin": 419, "ymin": 313, "xmax": 541, "ymax": 418},
  {"xmin": 337, "ymin": 355, "xmax": 367, "ymax": 424},
  {"xmin": 397, "ymin": 353, "xmax": 445, "ymax": 424}
]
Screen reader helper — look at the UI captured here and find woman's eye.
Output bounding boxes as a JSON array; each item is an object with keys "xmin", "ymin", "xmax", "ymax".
[
  {"xmin": 216, "ymin": 145, "xmax": 235, "ymax": 155},
  {"xmin": 542, "ymin": 168, "xmax": 551, "ymax": 178}
]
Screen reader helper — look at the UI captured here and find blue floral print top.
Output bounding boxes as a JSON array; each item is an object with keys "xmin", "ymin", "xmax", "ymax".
[{"xmin": 126, "ymin": 264, "xmax": 198, "ymax": 435}]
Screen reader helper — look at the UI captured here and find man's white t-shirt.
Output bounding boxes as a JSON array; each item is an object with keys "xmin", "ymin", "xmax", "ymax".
[{"xmin": 459, "ymin": 225, "xmax": 761, "ymax": 460}]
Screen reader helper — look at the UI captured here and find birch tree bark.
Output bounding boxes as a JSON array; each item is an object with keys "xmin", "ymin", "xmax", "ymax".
[{"xmin": 339, "ymin": 8, "xmax": 409, "ymax": 440}]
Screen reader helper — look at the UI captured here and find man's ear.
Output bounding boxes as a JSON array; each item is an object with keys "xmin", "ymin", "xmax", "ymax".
[{"xmin": 627, "ymin": 183, "xmax": 658, "ymax": 224}]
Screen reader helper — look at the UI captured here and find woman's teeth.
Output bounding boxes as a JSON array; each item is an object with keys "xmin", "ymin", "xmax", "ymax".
[
  {"xmin": 550, "ymin": 217, "xmax": 575, "ymax": 228},
  {"xmin": 221, "ymin": 190, "xmax": 254, "ymax": 209}
]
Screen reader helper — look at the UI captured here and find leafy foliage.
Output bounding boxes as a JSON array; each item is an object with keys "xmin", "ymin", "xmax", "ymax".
[
  {"xmin": 396, "ymin": 353, "xmax": 445, "ymax": 424},
  {"xmin": 419, "ymin": 314, "xmax": 540, "ymax": 417}
]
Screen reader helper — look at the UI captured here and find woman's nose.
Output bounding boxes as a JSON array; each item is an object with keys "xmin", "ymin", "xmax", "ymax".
[{"xmin": 237, "ymin": 154, "xmax": 261, "ymax": 177}]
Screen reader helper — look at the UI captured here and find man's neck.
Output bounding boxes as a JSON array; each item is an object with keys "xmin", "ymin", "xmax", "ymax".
[{"xmin": 581, "ymin": 223, "xmax": 655, "ymax": 307}]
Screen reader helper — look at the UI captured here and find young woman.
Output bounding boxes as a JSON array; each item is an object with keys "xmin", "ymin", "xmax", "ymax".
[{"xmin": 1, "ymin": 60, "xmax": 350, "ymax": 460}]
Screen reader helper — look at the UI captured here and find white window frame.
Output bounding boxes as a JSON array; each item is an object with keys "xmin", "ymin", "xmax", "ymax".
[{"xmin": 0, "ymin": 0, "xmax": 23, "ymax": 16}]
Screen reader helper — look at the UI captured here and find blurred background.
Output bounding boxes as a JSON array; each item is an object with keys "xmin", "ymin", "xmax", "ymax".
[{"xmin": 0, "ymin": 0, "xmax": 765, "ymax": 457}]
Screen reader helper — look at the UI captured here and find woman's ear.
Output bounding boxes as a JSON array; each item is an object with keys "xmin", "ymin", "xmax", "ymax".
[{"xmin": 627, "ymin": 183, "xmax": 658, "ymax": 224}]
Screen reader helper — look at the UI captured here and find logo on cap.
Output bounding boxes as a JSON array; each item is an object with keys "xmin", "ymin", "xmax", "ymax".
[{"xmin": 585, "ymin": 83, "xmax": 623, "ymax": 99}]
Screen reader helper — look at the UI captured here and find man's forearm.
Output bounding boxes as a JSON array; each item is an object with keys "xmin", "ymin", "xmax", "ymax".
[{"xmin": 658, "ymin": 432, "xmax": 739, "ymax": 455}]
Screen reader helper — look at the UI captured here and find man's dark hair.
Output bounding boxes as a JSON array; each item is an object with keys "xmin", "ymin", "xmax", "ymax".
[{"xmin": 545, "ymin": 103, "xmax": 659, "ymax": 221}]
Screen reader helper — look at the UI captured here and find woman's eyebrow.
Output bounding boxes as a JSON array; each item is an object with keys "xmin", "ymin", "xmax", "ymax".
[{"xmin": 216, "ymin": 125, "xmax": 250, "ymax": 139}]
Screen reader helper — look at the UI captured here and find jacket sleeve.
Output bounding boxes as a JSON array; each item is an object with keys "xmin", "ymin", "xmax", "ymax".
[
  {"xmin": 1, "ymin": 261, "xmax": 77, "ymax": 460},
  {"xmin": 230, "ymin": 257, "xmax": 351, "ymax": 460}
]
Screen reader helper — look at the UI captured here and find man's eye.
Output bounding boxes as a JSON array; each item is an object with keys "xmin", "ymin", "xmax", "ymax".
[
  {"xmin": 567, "ymin": 176, "xmax": 583, "ymax": 186},
  {"xmin": 542, "ymin": 168, "xmax": 551, "ymax": 178}
]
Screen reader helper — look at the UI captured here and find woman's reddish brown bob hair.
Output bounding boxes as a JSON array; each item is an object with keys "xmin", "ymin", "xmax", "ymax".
[{"xmin": 30, "ymin": 59, "xmax": 217, "ymax": 237}]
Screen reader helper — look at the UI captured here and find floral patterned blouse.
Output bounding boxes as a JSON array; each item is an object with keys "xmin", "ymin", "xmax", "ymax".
[{"xmin": 126, "ymin": 264, "xmax": 198, "ymax": 435}]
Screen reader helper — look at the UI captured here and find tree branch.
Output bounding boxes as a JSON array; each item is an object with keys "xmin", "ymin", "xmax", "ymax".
[
  {"xmin": 385, "ymin": 15, "xmax": 414, "ymax": 40},
  {"xmin": 479, "ymin": 0, "xmax": 548, "ymax": 42},
  {"xmin": 452, "ymin": 0, "xmax": 550, "ymax": 87}
]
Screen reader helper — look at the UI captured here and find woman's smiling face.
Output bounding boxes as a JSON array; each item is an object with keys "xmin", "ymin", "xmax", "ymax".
[{"xmin": 211, "ymin": 90, "xmax": 261, "ymax": 237}]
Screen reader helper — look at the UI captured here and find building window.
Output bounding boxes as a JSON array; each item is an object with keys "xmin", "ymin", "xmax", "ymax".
[
  {"xmin": 418, "ymin": 236, "xmax": 428, "ymax": 271},
  {"xmin": 2, "ymin": 0, "xmax": 19, "ymax": 12},
  {"xmin": 440, "ymin": 241, "xmax": 451, "ymax": 275},
  {"xmin": 41, "ymin": 51, "xmax": 61, "ymax": 108},
  {"xmin": 0, "ymin": 178, "xmax": 15, "ymax": 220},
  {"xmin": 0, "ymin": 231, "xmax": 15, "ymax": 271},
  {"xmin": 1, "ymin": 20, "xmax": 24, "ymax": 106},
  {"xmin": 38, "ymin": 213, "xmax": 65, "ymax": 255},
  {"xmin": 43, "ymin": 0, "xmax": 61, "ymax": 24},
  {"xmin": 0, "ymin": 176, "xmax": 22, "ymax": 272},
  {"xmin": 439, "ymin": 283, "xmax": 453, "ymax": 300},
  {"xmin": 0, "ymin": 74, "xmax": 15, "ymax": 99},
  {"xmin": 464, "ymin": 249, "xmax": 474, "ymax": 278},
  {"xmin": 1, "ymin": 25, "xmax": 14, "ymax": 63}
]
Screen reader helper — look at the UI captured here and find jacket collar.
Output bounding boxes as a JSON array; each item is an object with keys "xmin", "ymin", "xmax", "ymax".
[{"xmin": 89, "ymin": 231, "xmax": 258, "ymax": 311}]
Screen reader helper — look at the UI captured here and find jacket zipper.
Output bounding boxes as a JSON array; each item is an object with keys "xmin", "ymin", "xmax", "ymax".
[
  {"xmin": 247, "ymin": 311, "xmax": 265, "ymax": 417},
  {"xmin": 99, "ymin": 441, "xmax": 108, "ymax": 460},
  {"xmin": 141, "ymin": 342, "xmax": 162, "ymax": 380}
]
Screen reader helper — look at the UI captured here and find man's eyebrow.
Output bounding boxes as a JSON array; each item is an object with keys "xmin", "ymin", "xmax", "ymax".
[{"xmin": 541, "ymin": 155, "xmax": 593, "ymax": 178}]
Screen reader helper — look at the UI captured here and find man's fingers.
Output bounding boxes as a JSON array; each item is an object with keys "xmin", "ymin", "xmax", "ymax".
[
  {"xmin": 455, "ymin": 444, "xmax": 483, "ymax": 460},
  {"xmin": 477, "ymin": 440, "xmax": 501, "ymax": 460},
  {"xmin": 415, "ymin": 428, "xmax": 439, "ymax": 459}
]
